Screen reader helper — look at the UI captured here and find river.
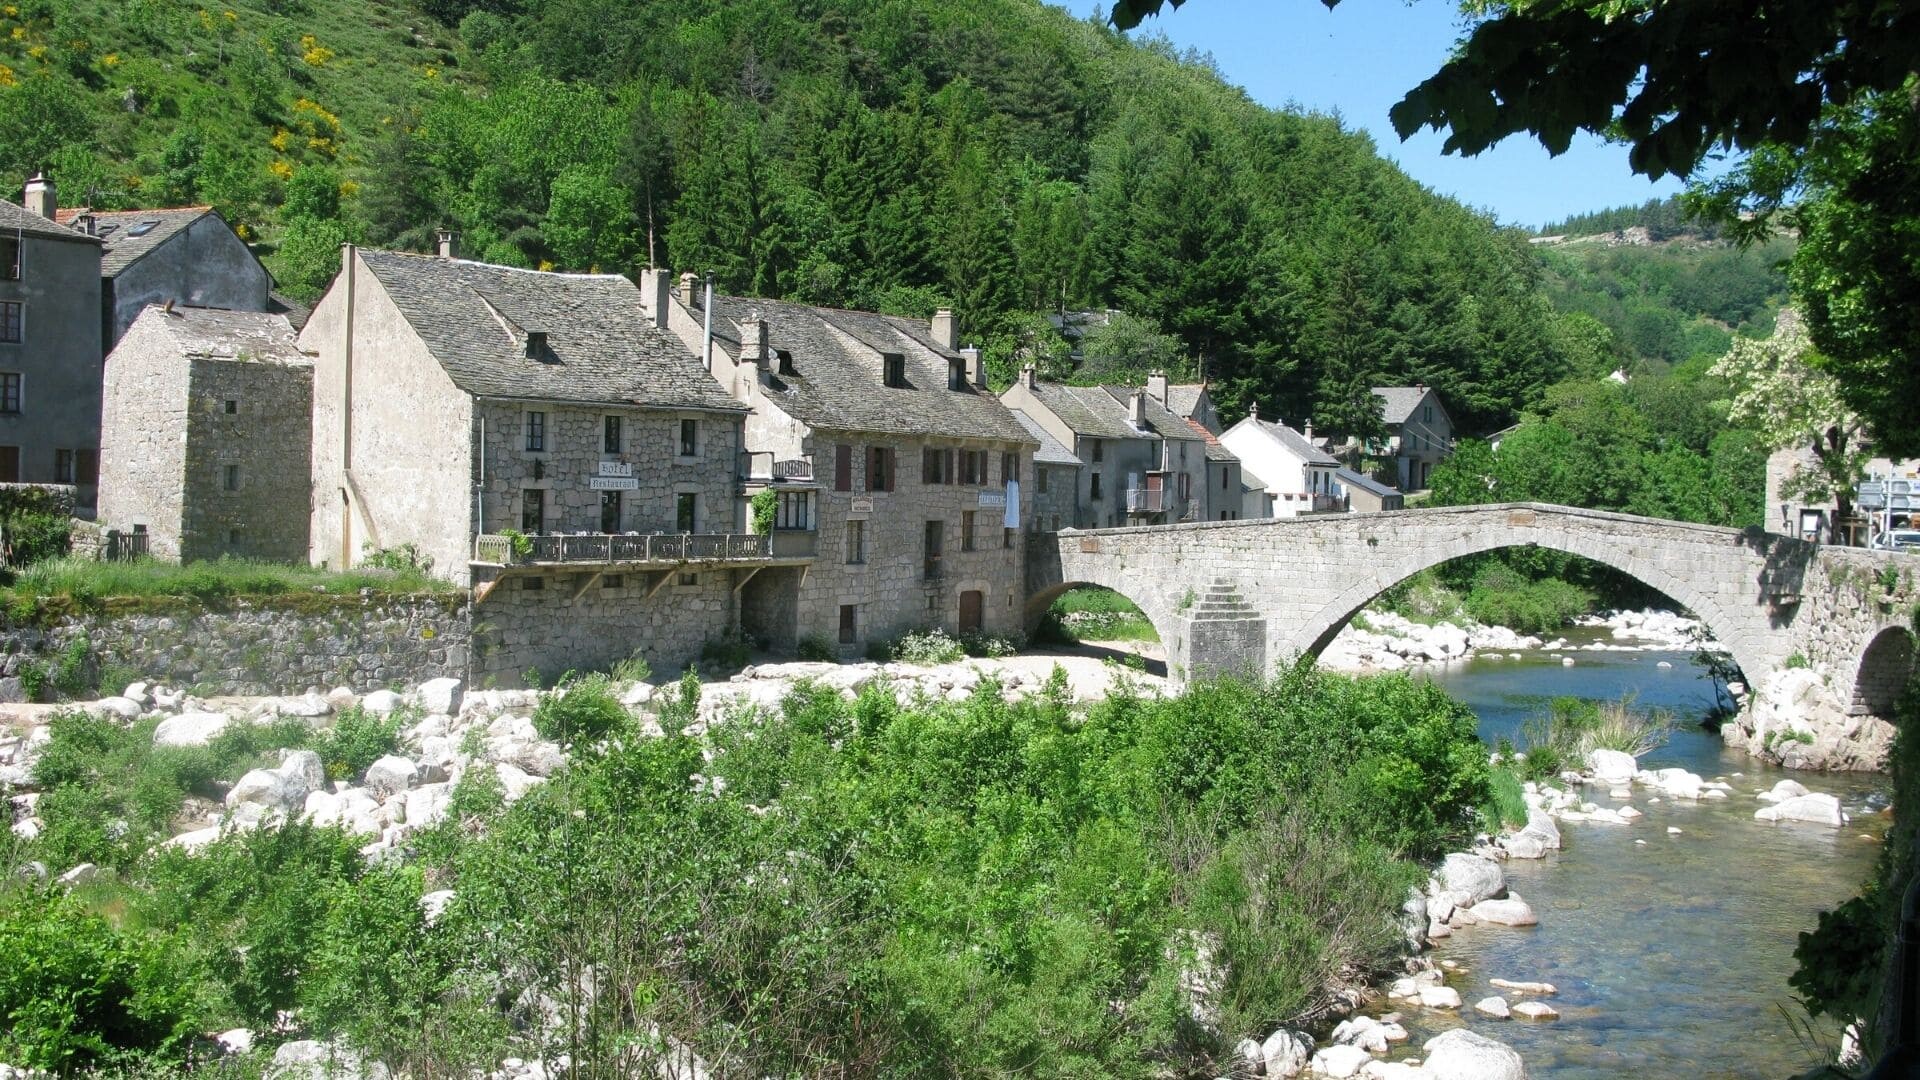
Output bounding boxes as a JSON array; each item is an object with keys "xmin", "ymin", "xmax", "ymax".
[{"xmin": 1403, "ymin": 638, "xmax": 1891, "ymax": 1079}]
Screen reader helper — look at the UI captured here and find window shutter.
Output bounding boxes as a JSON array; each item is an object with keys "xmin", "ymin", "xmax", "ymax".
[{"xmin": 836, "ymin": 444, "xmax": 852, "ymax": 491}]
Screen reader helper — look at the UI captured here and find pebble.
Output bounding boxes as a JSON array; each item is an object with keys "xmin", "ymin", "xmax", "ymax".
[
  {"xmin": 1668, "ymin": 827, "xmax": 1683, "ymax": 835},
  {"xmin": 1511, "ymin": 1000, "xmax": 1560, "ymax": 1020}
]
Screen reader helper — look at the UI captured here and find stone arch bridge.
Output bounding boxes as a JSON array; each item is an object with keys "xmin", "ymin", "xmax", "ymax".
[{"xmin": 1027, "ymin": 503, "xmax": 1919, "ymax": 722}]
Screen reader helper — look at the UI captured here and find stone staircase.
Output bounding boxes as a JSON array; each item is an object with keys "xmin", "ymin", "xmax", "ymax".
[
  {"xmin": 1187, "ymin": 579, "xmax": 1258, "ymax": 621},
  {"xmin": 1177, "ymin": 579, "xmax": 1266, "ymax": 682}
]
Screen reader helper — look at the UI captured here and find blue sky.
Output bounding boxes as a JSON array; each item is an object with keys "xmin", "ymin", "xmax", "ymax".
[{"xmin": 1070, "ymin": 0, "xmax": 1694, "ymax": 230}]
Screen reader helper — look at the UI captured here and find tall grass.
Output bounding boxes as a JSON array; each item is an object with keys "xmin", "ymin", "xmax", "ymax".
[
  {"xmin": 1043, "ymin": 586, "xmax": 1160, "ymax": 643},
  {"xmin": 4, "ymin": 556, "xmax": 458, "ymax": 604},
  {"xmin": 1516, "ymin": 696, "xmax": 1672, "ymax": 780}
]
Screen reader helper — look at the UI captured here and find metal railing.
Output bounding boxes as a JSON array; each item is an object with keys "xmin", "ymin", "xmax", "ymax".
[
  {"xmin": 473, "ymin": 532, "xmax": 776, "ymax": 566},
  {"xmin": 1124, "ymin": 487, "xmax": 1166, "ymax": 514},
  {"xmin": 739, "ymin": 451, "xmax": 814, "ymax": 483}
]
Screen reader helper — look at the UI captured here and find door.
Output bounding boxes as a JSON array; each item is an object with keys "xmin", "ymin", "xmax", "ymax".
[{"xmin": 959, "ymin": 590, "xmax": 984, "ymax": 634}]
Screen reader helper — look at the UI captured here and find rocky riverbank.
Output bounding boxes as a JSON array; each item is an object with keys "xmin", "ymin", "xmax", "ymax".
[{"xmin": 1320, "ymin": 608, "xmax": 1712, "ymax": 674}]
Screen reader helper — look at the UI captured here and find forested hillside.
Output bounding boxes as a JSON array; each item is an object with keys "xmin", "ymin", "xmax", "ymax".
[{"xmin": 2, "ymin": 0, "xmax": 1598, "ymax": 436}]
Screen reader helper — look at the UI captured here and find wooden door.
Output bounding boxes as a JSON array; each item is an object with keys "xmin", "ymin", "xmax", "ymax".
[{"xmin": 959, "ymin": 590, "xmax": 984, "ymax": 634}]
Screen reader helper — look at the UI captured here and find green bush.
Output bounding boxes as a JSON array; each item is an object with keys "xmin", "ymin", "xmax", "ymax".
[
  {"xmin": 889, "ymin": 628, "xmax": 966, "ymax": 664},
  {"xmin": 310, "ymin": 706, "xmax": 404, "ymax": 782},
  {"xmin": 607, "ymin": 651, "xmax": 652, "ymax": 684},
  {"xmin": 796, "ymin": 633, "xmax": 838, "ymax": 661},
  {"xmin": 1518, "ymin": 695, "xmax": 1671, "ymax": 776},
  {"xmin": 1, "ymin": 510, "xmax": 72, "ymax": 568},
  {"xmin": 1462, "ymin": 562, "xmax": 1596, "ymax": 633},
  {"xmin": 531, "ymin": 672, "xmax": 628, "ymax": 748},
  {"xmin": 1481, "ymin": 764, "xmax": 1530, "ymax": 831},
  {"xmin": 699, "ymin": 628, "xmax": 754, "ymax": 670}
]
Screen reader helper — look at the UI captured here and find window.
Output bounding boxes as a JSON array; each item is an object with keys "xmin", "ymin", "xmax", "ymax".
[
  {"xmin": 883, "ymin": 353, "xmax": 907, "ymax": 388},
  {"xmin": 679, "ymin": 571, "xmax": 699, "ymax": 586},
  {"xmin": 1090, "ymin": 472, "xmax": 1103, "ymax": 500},
  {"xmin": 839, "ymin": 604, "xmax": 858, "ymax": 644},
  {"xmin": 1090, "ymin": 439, "xmax": 1103, "ymax": 463},
  {"xmin": 1221, "ymin": 468, "xmax": 1229, "ymax": 489},
  {"xmin": 0, "ymin": 446, "xmax": 16, "ymax": 482},
  {"xmin": 962, "ymin": 510, "xmax": 977, "ymax": 551},
  {"xmin": 922, "ymin": 447, "xmax": 948, "ymax": 484},
  {"xmin": 923, "ymin": 519, "xmax": 943, "ymax": 579},
  {"xmin": 960, "ymin": 450, "xmax": 986, "ymax": 485},
  {"xmin": 600, "ymin": 490, "xmax": 622, "ymax": 533},
  {"xmin": 0, "ymin": 237, "xmax": 17, "ymax": 280},
  {"xmin": 228, "ymin": 528, "xmax": 242, "ymax": 546},
  {"xmin": 776, "ymin": 490, "xmax": 810, "ymax": 530},
  {"xmin": 834, "ymin": 444, "xmax": 853, "ymax": 491},
  {"xmin": 604, "ymin": 415, "xmax": 622, "ymax": 454},
  {"xmin": 224, "ymin": 399, "xmax": 238, "ymax": 414},
  {"xmin": 0, "ymin": 302, "xmax": 20, "ymax": 343},
  {"xmin": 522, "ymin": 488, "xmax": 545, "ymax": 533},
  {"xmin": 1003, "ymin": 527, "xmax": 1015, "ymax": 549},
  {"xmin": 0, "ymin": 372, "xmax": 18, "ymax": 413},
  {"xmin": 1038, "ymin": 468, "xmax": 1049, "ymax": 494},
  {"xmin": 1002, "ymin": 452, "xmax": 1018, "ymax": 484},
  {"xmin": 676, "ymin": 492, "xmax": 697, "ymax": 532},
  {"xmin": 1423, "ymin": 405, "xmax": 1433, "ymax": 423},
  {"xmin": 523, "ymin": 576, "xmax": 545, "ymax": 591},
  {"xmin": 845, "ymin": 519, "xmax": 866, "ymax": 564},
  {"xmin": 222, "ymin": 464, "xmax": 240, "ymax": 491},
  {"xmin": 866, "ymin": 446, "xmax": 895, "ymax": 492},
  {"xmin": 948, "ymin": 357, "xmax": 966, "ymax": 391},
  {"xmin": 53, "ymin": 450, "xmax": 72, "ymax": 483},
  {"xmin": 679, "ymin": 419, "xmax": 699, "ymax": 457},
  {"xmin": 525, "ymin": 411, "xmax": 546, "ymax": 452},
  {"xmin": 76, "ymin": 449, "xmax": 96, "ymax": 486},
  {"xmin": 603, "ymin": 575, "xmax": 623, "ymax": 589}
]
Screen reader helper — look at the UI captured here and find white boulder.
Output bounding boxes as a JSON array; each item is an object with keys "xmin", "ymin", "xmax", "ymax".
[
  {"xmin": 1310, "ymin": 1044, "xmax": 1374, "ymax": 1078},
  {"xmin": 416, "ymin": 677, "xmax": 464, "ymax": 716},
  {"xmin": 1416, "ymin": 985, "xmax": 1462, "ymax": 1009},
  {"xmin": 1755, "ymin": 793, "xmax": 1846, "ymax": 827},
  {"xmin": 1422, "ymin": 1029, "xmax": 1527, "ymax": 1080},
  {"xmin": 420, "ymin": 889, "xmax": 457, "ymax": 925},
  {"xmin": 215, "ymin": 1028, "xmax": 254, "ymax": 1054},
  {"xmin": 1586, "ymin": 748, "xmax": 1637, "ymax": 784},
  {"xmin": 1511, "ymin": 1000, "xmax": 1559, "ymax": 1020},
  {"xmin": 1474, "ymin": 995, "xmax": 1511, "ymax": 1018},
  {"xmin": 1470, "ymin": 894, "xmax": 1539, "ymax": 927},
  {"xmin": 1757, "ymin": 779, "xmax": 1810, "ymax": 804},
  {"xmin": 1263, "ymin": 1029, "xmax": 1315, "ymax": 1077},
  {"xmin": 1431, "ymin": 853, "xmax": 1505, "ymax": 908},
  {"xmin": 362, "ymin": 689, "xmax": 404, "ymax": 714},
  {"xmin": 92, "ymin": 696, "xmax": 143, "ymax": 721},
  {"xmin": 153, "ymin": 711, "xmax": 231, "ymax": 748},
  {"xmin": 364, "ymin": 755, "xmax": 419, "ymax": 799}
]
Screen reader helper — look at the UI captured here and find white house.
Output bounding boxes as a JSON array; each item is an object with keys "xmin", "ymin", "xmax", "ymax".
[{"xmin": 1219, "ymin": 409, "xmax": 1342, "ymax": 518}]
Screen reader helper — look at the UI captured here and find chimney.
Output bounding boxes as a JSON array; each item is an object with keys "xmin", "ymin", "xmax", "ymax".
[
  {"xmin": 1021, "ymin": 363, "xmax": 1037, "ymax": 390},
  {"xmin": 74, "ymin": 213, "xmax": 96, "ymax": 237},
  {"xmin": 962, "ymin": 346, "xmax": 985, "ymax": 390},
  {"xmin": 23, "ymin": 173, "xmax": 54, "ymax": 220},
  {"xmin": 1303, "ymin": 418, "xmax": 1314, "ymax": 442},
  {"xmin": 738, "ymin": 317, "xmax": 768, "ymax": 401},
  {"xmin": 931, "ymin": 308, "xmax": 957, "ymax": 350},
  {"xmin": 644, "ymin": 269, "xmax": 670, "ymax": 330},
  {"xmin": 436, "ymin": 230, "xmax": 459, "ymax": 259},
  {"xmin": 1249, "ymin": 402, "xmax": 1259, "ymax": 420},
  {"xmin": 1146, "ymin": 370, "xmax": 1169, "ymax": 405},
  {"xmin": 1130, "ymin": 390, "xmax": 1147, "ymax": 428},
  {"xmin": 679, "ymin": 272, "xmax": 699, "ymax": 304}
]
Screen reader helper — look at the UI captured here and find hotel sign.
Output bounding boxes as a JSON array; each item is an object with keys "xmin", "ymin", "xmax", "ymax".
[
  {"xmin": 977, "ymin": 491, "xmax": 1007, "ymax": 508},
  {"xmin": 589, "ymin": 476, "xmax": 638, "ymax": 491},
  {"xmin": 597, "ymin": 461, "xmax": 635, "ymax": 477}
]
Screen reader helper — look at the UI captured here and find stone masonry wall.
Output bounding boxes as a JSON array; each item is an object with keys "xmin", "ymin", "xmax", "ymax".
[
  {"xmin": 97, "ymin": 315, "xmax": 191, "ymax": 558},
  {"xmin": 182, "ymin": 356, "xmax": 312, "ymax": 563},
  {"xmin": 0, "ymin": 594, "xmax": 469, "ymax": 698},
  {"xmin": 472, "ymin": 569, "xmax": 735, "ymax": 686}
]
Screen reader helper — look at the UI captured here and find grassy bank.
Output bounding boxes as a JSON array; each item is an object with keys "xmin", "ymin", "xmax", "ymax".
[
  {"xmin": 1040, "ymin": 586, "xmax": 1161, "ymax": 643},
  {"xmin": 3, "ymin": 556, "xmax": 461, "ymax": 611},
  {"xmin": 1376, "ymin": 565, "xmax": 1598, "ymax": 635},
  {"xmin": 2, "ymin": 664, "xmax": 1491, "ymax": 1075}
]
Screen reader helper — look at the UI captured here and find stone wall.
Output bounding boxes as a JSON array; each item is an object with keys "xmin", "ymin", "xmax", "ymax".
[
  {"xmin": 0, "ymin": 594, "xmax": 469, "ymax": 698},
  {"xmin": 1029, "ymin": 462, "xmax": 1079, "ymax": 535},
  {"xmin": 182, "ymin": 355, "xmax": 312, "ymax": 563},
  {"xmin": 471, "ymin": 569, "xmax": 734, "ymax": 685},
  {"xmin": 97, "ymin": 314, "xmax": 191, "ymax": 558}
]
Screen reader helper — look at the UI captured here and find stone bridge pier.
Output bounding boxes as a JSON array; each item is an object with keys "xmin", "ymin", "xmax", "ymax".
[{"xmin": 1027, "ymin": 503, "xmax": 1919, "ymax": 766}]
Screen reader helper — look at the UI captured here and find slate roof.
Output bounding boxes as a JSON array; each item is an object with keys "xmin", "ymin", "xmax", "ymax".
[
  {"xmin": 1246, "ymin": 417, "xmax": 1340, "ymax": 466},
  {"xmin": 0, "ymin": 199, "xmax": 101, "ymax": 244},
  {"xmin": 266, "ymin": 291, "xmax": 311, "ymax": 331},
  {"xmin": 137, "ymin": 305, "xmax": 306, "ymax": 366},
  {"xmin": 1020, "ymin": 382, "xmax": 1147, "ymax": 441},
  {"xmin": 1182, "ymin": 416, "xmax": 1236, "ymax": 462},
  {"xmin": 1334, "ymin": 466, "xmax": 1399, "ymax": 499},
  {"xmin": 56, "ymin": 206, "xmax": 214, "ymax": 276},
  {"xmin": 1164, "ymin": 383, "xmax": 1206, "ymax": 419},
  {"xmin": 1372, "ymin": 386, "xmax": 1430, "ymax": 425},
  {"xmin": 1010, "ymin": 408, "xmax": 1081, "ymax": 466},
  {"xmin": 360, "ymin": 250, "xmax": 741, "ymax": 411},
  {"xmin": 703, "ymin": 295, "xmax": 1033, "ymax": 443},
  {"xmin": 1100, "ymin": 385, "xmax": 1203, "ymax": 447}
]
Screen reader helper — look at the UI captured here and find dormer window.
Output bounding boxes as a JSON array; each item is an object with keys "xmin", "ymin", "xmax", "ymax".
[
  {"xmin": 524, "ymin": 331, "xmax": 548, "ymax": 359},
  {"xmin": 775, "ymin": 349, "xmax": 796, "ymax": 376},
  {"xmin": 948, "ymin": 357, "xmax": 966, "ymax": 391},
  {"xmin": 883, "ymin": 353, "xmax": 906, "ymax": 388}
]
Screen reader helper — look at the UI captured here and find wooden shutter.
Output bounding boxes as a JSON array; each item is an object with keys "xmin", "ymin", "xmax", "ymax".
[{"xmin": 835, "ymin": 444, "xmax": 852, "ymax": 491}]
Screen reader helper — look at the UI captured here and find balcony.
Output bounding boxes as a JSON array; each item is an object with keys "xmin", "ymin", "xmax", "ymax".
[
  {"xmin": 472, "ymin": 532, "xmax": 803, "ymax": 567},
  {"xmin": 739, "ymin": 451, "xmax": 814, "ymax": 484},
  {"xmin": 1124, "ymin": 487, "xmax": 1166, "ymax": 514}
]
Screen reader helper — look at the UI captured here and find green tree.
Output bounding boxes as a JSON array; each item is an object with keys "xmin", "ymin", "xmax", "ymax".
[{"xmin": 544, "ymin": 164, "xmax": 634, "ymax": 271}]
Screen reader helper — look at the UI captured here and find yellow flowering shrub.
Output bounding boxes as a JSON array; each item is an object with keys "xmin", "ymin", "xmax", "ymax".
[
  {"xmin": 299, "ymin": 34, "xmax": 332, "ymax": 67},
  {"xmin": 268, "ymin": 160, "xmax": 294, "ymax": 181}
]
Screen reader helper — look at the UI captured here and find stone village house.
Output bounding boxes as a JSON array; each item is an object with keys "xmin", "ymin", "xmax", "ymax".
[
  {"xmin": 97, "ymin": 306, "xmax": 311, "ymax": 563},
  {"xmin": 1219, "ymin": 409, "xmax": 1343, "ymax": 518},
  {"xmin": 54, "ymin": 203, "xmax": 274, "ymax": 350},
  {"xmin": 0, "ymin": 181, "xmax": 104, "ymax": 496},
  {"xmin": 298, "ymin": 243, "xmax": 780, "ymax": 682},
  {"xmin": 999, "ymin": 372, "xmax": 1210, "ymax": 529},
  {"xmin": 643, "ymin": 273, "xmax": 1040, "ymax": 652},
  {"xmin": 1371, "ymin": 384, "xmax": 1454, "ymax": 492}
]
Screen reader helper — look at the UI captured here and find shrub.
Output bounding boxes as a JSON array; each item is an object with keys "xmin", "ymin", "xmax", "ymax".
[
  {"xmin": 607, "ymin": 650, "xmax": 653, "ymax": 684},
  {"xmin": 360, "ymin": 542, "xmax": 434, "ymax": 576},
  {"xmin": 796, "ymin": 633, "xmax": 838, "ymax": 661},
  {"xmin": 1481, "ymin": 764, "xmax": 1529, "ymax": 831},
  {"xmin": 1462, "ymin": 563, "xmax": 1595, "ymax": 633},
  {"xmin": 960, "ymin": 631, "xmax": 1016, "ymax": 658},
  {"xmin": 1519, "ymin": 695, "xmax": 1671, "ymax": 770},
  {"xmin": 310, "ymin": 706, "xmax": 404, "ymax": 781},
  {"xmin": 889, "ymin": 627, "xmax": 966, "ymax": 664},
  {"xmin": 531, "ymin": 672, "xmax": 628, "ymax": 748},
  {"xmin": 1, "ymin": 510, "xmax": 71, "ymax": 567},
  {"xmin": 699, "ymin": 628, "xmax": 754, "ymax": 670}
]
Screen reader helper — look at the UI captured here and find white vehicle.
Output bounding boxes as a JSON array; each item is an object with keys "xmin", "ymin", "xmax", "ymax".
[{"xmin": 1870, "ymin": 529, "xmax": 1920, "ymax": 552}]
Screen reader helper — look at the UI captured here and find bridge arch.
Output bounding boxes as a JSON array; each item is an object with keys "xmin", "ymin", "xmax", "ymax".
[
  {"xmin": 1023, "ymin": 578, "xmax": 1177, "ymax": 655},
  {"xmin": 1280, "ymin": 510, "xmax": 1780, "ymax": 688},
  {"xmin": 1850, "ymin": 625, "xmax": 1916, "ymax": 718}
]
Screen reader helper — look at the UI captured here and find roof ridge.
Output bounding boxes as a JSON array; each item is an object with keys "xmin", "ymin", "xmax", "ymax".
[{"xmin": 361, "ymin": 247, "xmax": 630, "ymax": 280}]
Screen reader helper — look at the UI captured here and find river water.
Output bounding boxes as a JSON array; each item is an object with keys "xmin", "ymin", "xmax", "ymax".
[{"xmin": 1400, "ymin": 640, "xmax": 1891, "ymax": 1079}]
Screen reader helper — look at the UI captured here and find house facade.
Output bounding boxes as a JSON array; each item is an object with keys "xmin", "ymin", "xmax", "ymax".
[
  {"xmin": 97, "ymin": 306, "xmax": 311, "ymax": 562},
  {"xmin": 56, "ymin": 205, "xmax": 273, "ymax": 349},
  {"xmin": 1000, "ymin": 371, "xmax": 1208, "ymax": 528},
  {"xmin": 1372, "ymin": 384, "xmax": 1454, "ymax": 491},
  {"xmin": 0, "ymin": 179, "xmax": 104, "ymax": 499},
  {"xmin": 1219, "ymin": 410, "xmax": 1343, "ymax": 518},
  {"xmin": 302, "ymin": 246, "xmax": 770, "ymax": 682},
  {"xmin": 644, "ymin": 274, "xmax": 1039, "ymax": 652},
  {"xmin": 1146, "ymin": 372, "xmax": 1223, "ymax": 435},
  {"xmin": 1009, "ymin": 408, "xmax": 1082, "ymax": 534}
]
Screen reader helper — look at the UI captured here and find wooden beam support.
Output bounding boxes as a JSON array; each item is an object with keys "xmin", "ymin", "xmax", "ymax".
[
  {"xmin": 731, "ymin": 565, "xmax": 763, "ymax": 595},
  {"xmin": 570, "ymin": 571, "xmax": 603, "ymax": 602}
]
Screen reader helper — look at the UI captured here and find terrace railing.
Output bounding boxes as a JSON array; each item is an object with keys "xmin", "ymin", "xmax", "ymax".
[{"xmin": 473, "ymin": 532, "xmax": 778, "ymax": 567}]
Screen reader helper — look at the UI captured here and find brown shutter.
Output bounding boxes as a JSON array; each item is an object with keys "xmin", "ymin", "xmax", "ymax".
[{"xmin": 835, "ymin": 444, "xmax": 852, "ymax": 491}]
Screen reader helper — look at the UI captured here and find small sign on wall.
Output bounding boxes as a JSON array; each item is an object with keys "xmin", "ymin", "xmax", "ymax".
[
  {"xmin": 977, "ymin": 491, "xmax": 1007, "ymax": 508},
  {"xmin": 850, "ymin": 497, "xmax": 874, "ymax": 515},
  {"xmin": 589, "ymin": 476, "xmax": 639, "ymax": 491},
  {"xmin": 597, "ymin": 461, "xmax": 635, "ymax": 477}
]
